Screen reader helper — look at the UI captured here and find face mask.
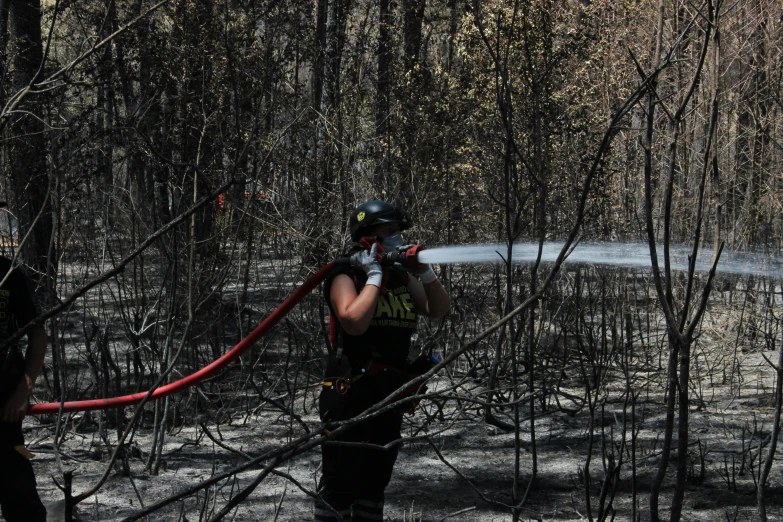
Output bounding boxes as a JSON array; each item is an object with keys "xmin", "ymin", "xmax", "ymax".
[{"xmin": 380, "ymin": 232, "xmax": 402, "ymax": 251}]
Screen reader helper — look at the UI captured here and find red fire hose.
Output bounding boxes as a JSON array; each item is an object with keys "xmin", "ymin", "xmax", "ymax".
[{"xmin": 28, "ymin": 261, "xmax": 336, "ymax": 415}]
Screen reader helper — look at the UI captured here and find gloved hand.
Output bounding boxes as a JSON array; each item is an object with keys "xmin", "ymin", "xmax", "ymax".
[
  {"xmin": 395, "ymin": 244, "xmax": 437, "ymax": 284},
  {"xmin": 350, "ymin": 242, "xmax": 383, "ymax": 287}
]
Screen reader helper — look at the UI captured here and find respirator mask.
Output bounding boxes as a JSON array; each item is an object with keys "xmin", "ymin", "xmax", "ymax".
[{"xmin": 380, "ymin": 232, "xmax": 403, "ymax": 252}]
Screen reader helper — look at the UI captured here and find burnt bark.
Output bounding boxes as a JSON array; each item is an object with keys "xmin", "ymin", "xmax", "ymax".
[{"xmin": 7, "ymin": 0, "xmax": 52, "ymax": 276}]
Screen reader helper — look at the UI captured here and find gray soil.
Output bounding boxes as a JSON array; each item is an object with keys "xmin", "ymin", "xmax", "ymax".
[{"xmin": 18, "ymin": 351, "xmax": 783, "ymax": 522}]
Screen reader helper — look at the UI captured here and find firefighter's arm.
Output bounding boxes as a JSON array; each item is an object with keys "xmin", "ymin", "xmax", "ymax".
[
  {"xmin": 330, "ymin": 274, "xmax": 379, "ymax": 336},
  {"xmin": 408, "ymin": 276, "xmax": 450, "ymax": 319},
  {"xmin": 0, "ymin": 326, "xmax": 47, "ymax": 422}
]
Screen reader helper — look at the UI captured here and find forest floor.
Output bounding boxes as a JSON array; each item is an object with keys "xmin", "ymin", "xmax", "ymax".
[{"xmin": 16, "ymin": 347, "xmax": 783, "ymax": 522}]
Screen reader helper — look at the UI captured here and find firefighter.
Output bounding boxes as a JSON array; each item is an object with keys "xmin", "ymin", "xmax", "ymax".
[
  {"xmin": 0, "ymin": 251, "xmax": 48, "ymax": 522},
  {"xmin": 315, "ymin": 200, "xmax": 450, "ymax": 522}
]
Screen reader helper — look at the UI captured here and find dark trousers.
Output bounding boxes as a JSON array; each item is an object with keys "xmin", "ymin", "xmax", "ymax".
[
  {"xmin": 316, "ymin": 364, "xmax": 404, "ymax": 521},
  {"xmin": 0, "ymin": 422, "xmax": 47, "ymax": 522}
]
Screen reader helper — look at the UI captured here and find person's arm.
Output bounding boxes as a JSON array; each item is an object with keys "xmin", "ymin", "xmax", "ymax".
[
  {"xmin": 408, "ymin": 270, "xmax": 450, "ymax": 319},
  {"xmin": 330, "ymin": 274, "xmax": 379, "ymax": 336},
  {"xmin": 330, "ymin": 244, "xmax": 384, "ymax": 336},
  {"xmin": 0, "ymin": 326, "xmax": 47, "ymax": 422}
]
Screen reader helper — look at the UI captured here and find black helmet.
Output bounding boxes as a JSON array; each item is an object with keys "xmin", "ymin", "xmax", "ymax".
[{"xmin": 349, "ymin": 200, "xmax": 412, "ymax": 241}]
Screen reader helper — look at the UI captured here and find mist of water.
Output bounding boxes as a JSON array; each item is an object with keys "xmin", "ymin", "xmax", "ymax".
[{"xmin": 416, "ymin": 242, "xmax": 783, "ymax": 278}]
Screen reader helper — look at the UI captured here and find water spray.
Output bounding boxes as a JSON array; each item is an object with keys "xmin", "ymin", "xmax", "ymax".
[{"xmin": 414, "ymin": 242, "xmax": 783, "ymax": 278}]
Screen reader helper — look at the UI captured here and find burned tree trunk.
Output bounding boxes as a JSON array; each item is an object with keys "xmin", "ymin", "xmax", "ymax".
[{"xmin": 7, "ymin": 0, "xmax": 52, "ymax": 276}]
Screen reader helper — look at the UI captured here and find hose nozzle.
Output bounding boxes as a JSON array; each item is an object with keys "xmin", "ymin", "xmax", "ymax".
[{"xmin": 380, "ymin": 244, "xmax": 425, "ymax": 268}]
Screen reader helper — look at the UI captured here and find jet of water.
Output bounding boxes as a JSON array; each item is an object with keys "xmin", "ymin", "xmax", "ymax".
[{"xmin": 416, "ymin": 242, "xmax": 783, "ymax": 278}]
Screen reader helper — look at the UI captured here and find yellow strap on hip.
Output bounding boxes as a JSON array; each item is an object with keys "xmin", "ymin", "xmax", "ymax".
[
  {"xmin": 322, "ymin": 373, "xmax": 364, "ymax": 393},
  {"xmin": 14, "ymin": 445, "xmax": 34, "ymax": 460}
]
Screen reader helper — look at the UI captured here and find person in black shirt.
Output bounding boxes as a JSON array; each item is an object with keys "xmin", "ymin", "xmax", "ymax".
[
  {"xmin": 0, "ymin": 255, "xmax": 48, "ymax": 522},
  {"xmin": 315, "ymin": 200, "xmax": 450, "ymax": 522}
]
